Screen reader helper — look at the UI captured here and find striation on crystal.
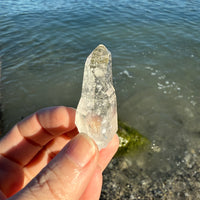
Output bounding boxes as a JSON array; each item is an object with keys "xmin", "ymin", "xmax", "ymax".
[{"xmin": 75, "ymin": 44, "xmax": 118, "ymax": 149}]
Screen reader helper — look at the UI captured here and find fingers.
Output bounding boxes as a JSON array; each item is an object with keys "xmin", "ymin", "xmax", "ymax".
[
  {"xmin": 0, "ymin": 106, "xmax": 76, "ymax": 166},
  {"xmin": 23, "ymin": 133, "xmax": 119, "ymax": 194},
  {"xmin": 23, "ymin": 128, "xmax": 79, "ymax": 186},
  {"xmin": 0, "ymin": 102, "xmax": 119, "ymax": 200},
  {"xmin": 99, "ymin": 134, "xmax": 119, "ymax": 171},
  {"xmin": 10, "ymin": 134, "xmax": 99, "ymax": 200},
  {"xmin": 36, "ymin": 106, "xmax": 76, "ymax": 136}
]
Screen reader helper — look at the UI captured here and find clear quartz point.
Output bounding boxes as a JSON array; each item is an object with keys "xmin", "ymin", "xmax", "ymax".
[{"xmin": 75, "ymin": 44, "xmax": 118, "ymax": 150}]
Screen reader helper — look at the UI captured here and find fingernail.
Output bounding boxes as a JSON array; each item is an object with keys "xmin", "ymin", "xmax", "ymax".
[{"xmin": 65, "ymin": 133, "xmax": 96, "ymax": 167}]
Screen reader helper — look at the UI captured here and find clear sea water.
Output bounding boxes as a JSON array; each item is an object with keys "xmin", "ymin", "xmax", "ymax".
[{"xmin": 1, "ymin": 0, "xmax": 200, "ymax": 197}]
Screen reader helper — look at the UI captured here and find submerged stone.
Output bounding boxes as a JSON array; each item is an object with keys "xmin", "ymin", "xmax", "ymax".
[
  {"xmin": 75, "ymin": 44, "xmax": 118, "ymax": 149},
  {"xmin": 116, "ymin": 120, "xmax": 150, "ymax": 157}
]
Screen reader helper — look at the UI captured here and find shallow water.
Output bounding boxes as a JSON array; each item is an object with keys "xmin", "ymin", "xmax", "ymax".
[{"xmin": 1, "ymin": 0, "xmax": 200, "ymax": 198}]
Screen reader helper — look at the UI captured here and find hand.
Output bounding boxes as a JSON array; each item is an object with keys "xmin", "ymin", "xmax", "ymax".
[{"xmin": 0, "ymin": 106, "xmax": 119, "ymax": 200}]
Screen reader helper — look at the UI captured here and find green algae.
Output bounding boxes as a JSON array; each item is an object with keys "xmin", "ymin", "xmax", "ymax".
[{"xmin": 116, "ymin": 120, "xmax": 150, "ymax": 157}]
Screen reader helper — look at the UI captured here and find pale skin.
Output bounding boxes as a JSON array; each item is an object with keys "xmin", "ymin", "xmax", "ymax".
[{"xmin": 0, "ymin": 106, "xmax": 119, "ymax": 200}]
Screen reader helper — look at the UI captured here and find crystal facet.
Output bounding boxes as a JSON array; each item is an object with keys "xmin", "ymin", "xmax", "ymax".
[{"xmin": 75, "ymin": 44, "xmax": 118, "ymax": 149}]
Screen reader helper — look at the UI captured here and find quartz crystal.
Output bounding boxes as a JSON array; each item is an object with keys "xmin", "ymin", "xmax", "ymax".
[{"xmin": 75, "ymin": 44, "xmax": 118, "ymax": 149}]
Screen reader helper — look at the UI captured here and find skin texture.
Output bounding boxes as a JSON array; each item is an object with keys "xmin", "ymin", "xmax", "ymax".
[{"xmin": 0, "ymin": 106, "xmax": 119, "ymax": 200}]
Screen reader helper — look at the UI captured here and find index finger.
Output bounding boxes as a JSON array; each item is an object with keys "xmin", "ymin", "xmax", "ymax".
[{"xmin": 0, "ymin": 106, "xmax": 76, "ymax": 166}]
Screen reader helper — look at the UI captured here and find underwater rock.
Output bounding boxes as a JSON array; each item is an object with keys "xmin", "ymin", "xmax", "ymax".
[{"xmin": 116, "ymin": 120, "xmax": 150, "ymax": 157}]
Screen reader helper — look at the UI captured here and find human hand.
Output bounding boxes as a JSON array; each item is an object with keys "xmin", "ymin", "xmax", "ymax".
[{"xmin": 0, "ymin": 106, "xmax": 119, "ymax": 200}]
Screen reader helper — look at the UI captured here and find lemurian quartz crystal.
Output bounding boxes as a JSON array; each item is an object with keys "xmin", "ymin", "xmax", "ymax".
[{"xmin": 75, "ymin": 44, "xmax": 118, "ymax": 150}]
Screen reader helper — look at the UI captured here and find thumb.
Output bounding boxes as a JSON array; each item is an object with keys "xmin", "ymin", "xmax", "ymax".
[{"xmin": 10, "ymin": 134, "xmax": 99, "ymax": 200}]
